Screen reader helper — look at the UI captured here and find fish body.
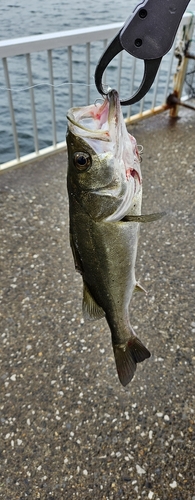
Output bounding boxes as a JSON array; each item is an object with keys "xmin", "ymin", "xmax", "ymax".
[{"xmin": 66, "ymin": 90, "xmax": 150, "ymax": 386}]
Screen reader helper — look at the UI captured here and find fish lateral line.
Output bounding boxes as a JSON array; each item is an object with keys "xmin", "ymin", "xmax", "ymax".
[{"xmin": 122, "ymin": 211, "xmax": 166, "ymax": 223}]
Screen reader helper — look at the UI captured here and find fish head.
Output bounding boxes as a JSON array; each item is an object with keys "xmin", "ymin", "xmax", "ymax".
[{"xmin": 66, "ymin": 89, "xmax": 142, "ymax": 221}]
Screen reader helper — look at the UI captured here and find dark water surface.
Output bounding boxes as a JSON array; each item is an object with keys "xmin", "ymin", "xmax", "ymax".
[{"xmin": 0, "ymin": 0, "xmax": 139, "ymax": 39}]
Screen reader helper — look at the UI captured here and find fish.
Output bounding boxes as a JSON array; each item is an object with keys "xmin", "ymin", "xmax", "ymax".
[{"xmin": 66, "ymin": 89, "xmax": 163, "ymax": 387}]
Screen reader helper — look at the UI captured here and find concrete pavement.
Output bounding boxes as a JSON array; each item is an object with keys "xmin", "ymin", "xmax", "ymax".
[{"xmin": 0, "ymin": 106, "xmax": 195, "ymax": 499}]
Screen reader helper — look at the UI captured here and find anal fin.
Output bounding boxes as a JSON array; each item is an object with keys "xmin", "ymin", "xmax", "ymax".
[
  {"xmin": 83, "ymin": 281, "xmax": 105, "ymax": 320},
  {"xmin": 135, "ymin": 282, "xmax": 147, "ymax": 294},
  {"xmin": 113, "ymin": 337, "xmax": 150, "ymax": 387}
]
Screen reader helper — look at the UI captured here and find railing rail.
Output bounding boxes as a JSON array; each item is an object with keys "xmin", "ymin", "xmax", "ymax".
[
  {"xmin": 0, "ymin": 25, "xmax": 122, "ymax": 58},
  {"xmin": 0, "ymin": 14, "xmax": 195, "ymax": 171}
]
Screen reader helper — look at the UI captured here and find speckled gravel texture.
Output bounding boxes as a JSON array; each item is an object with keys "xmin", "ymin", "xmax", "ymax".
[{"xmin": 0, "ymin": 107, "xmax": 195, "ymax": 500}]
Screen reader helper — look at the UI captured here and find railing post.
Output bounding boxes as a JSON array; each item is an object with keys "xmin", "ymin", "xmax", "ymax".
[
  {"xmin": 2, "ymin": 57, "xmax": 20, "ymax": 161},
  {"xmin": 48, "ymin": 49, "xmax": 57, "ymax": 147},
  {"xmin": 170, "ymin": 14, "xmax": 194, "ymax": 118},
  {"xmin": 26, "ymin": 53, "xmax": 39, "ymax": 153},
  {"xmin": 68, "ymin": 46, "xmax": 73, "ymax": 108},
  {"xmin": 86, "ymin": 42, "xmax": 90, "ymax": 105}
]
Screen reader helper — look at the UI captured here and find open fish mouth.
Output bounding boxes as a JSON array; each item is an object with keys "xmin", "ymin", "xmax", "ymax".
[
  {"xmin": 67, "ymin": 89, "xmax": 142, "ymax": 186},
  {"xmin": 107, "ymin": 90, "xmax": 142, "ymax": 185},
  {"xmin": 66, "ymin": 97, "xmax": 111, "ymax": 140}
]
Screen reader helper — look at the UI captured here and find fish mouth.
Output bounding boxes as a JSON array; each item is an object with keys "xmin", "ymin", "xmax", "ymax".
[
  {"xmin": 67, "ymin": 89, "xmax": 142, "ymax": 185},
  {"xmin": 107, "ymin": 90, "xmax": 141, "ymax": 185},
  {"xmin": 66, "ymin": 97, "xmax": 110, "ymax": 141}
]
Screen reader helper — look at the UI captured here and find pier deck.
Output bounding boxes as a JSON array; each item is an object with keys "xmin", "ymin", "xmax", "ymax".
[{"xmin": 1, "ymin": 107, "xmax": 195, "ymax": 499}]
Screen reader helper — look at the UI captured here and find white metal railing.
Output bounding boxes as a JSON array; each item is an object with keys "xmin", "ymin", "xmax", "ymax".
[{"xmin": 0, "ymin": 13, "xmax": 195, "ymax": 171}]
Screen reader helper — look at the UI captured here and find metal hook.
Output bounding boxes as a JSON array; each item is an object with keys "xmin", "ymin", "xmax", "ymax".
[{"xmin": 94, "ymin": 33, "xmax": 162, "ymax": 106}]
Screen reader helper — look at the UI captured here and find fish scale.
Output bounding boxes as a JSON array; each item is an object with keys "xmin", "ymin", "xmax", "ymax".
[{"xmin": 66, "ymin": 89, "xmax": 162, "ymax": 386}]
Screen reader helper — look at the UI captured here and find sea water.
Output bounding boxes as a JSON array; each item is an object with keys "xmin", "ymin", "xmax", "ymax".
[{"xmin": 1, "ymin": 0, "xmax": 195, "ymax": 163}]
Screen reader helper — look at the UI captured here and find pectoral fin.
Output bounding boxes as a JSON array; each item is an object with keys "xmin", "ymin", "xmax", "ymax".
[
  {"xmin": 122, "ymin": 212, "xmax": 166, "ymax": 223},
  {"xmin": 70, "ymin": 233, "xmax": 83, "ymax": 274},
  {"xmin": 83, "ymin": 281, "xmax": 105, "ymax": 320}
]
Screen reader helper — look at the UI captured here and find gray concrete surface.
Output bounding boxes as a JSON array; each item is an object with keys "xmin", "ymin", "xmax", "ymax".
[{"xmin": 0, "ymin": 107, "xmax": 195, "ymax": 500}]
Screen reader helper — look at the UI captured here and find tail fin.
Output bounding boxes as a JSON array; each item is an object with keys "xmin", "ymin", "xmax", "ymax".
[{"xmin": 113, "ymin": 337, "xmax": 150, "ymax": 387}]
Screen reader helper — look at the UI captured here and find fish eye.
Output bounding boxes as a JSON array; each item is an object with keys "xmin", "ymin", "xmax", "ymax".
[{"xmin": 73, "ymin": 152, "xmax": 91, "ymax": 171}]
